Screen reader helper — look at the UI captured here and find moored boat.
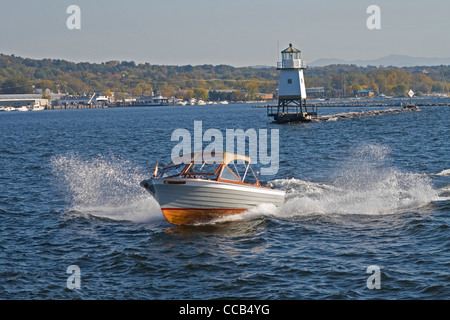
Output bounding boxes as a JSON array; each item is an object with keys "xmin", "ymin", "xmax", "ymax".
[
  {"xmin": 140, "ymin": 152, "xmax": 286, "ymax": 225},
  {"xmin": 134, "ymin": 94, "xmax": 169, "ymax": 106},
  {"xmin": 32, "ymin": 102, "xmax": 45, "ymax": 111},
  {"xmin": 18, "ymin": 106, "xmax": 29, "ymax": 112}
]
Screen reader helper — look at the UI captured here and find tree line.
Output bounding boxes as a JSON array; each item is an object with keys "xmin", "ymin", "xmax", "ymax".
[{"xmin": 0, "ymin": 54, "xmax": 448, "ymax": 100}]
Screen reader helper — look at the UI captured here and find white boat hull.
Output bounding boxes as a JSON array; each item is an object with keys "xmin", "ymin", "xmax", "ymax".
[{"xmin": 142, "ymin": 178, "xmax": 285, "ymax": 224}]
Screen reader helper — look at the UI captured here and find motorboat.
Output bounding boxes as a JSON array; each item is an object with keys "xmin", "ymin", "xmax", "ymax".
[
  {"xmin": 32, "ymin": 102, "xmax": 45, "ymax": 111},
  {"xmin": 18, "ymin": 106, "xmax": 29, "ymax": 112},
  {"xmin": 134, "ymin": 94, "xmax": 169, "ymax": 106},
  {"xmin": 5, "ymin": 106, "xmax": 17, "ymax": 112},
  {"xmin": 140, "ymin": 152, "xmax": 286, "ymax": 225}
]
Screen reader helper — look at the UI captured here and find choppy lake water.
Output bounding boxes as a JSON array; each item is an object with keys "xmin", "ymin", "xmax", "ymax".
[{"xmin": 0, "ymin": 104, "xmax": 449, "ymax": 299}]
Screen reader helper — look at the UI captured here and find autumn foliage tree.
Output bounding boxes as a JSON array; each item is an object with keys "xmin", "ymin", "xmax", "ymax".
[{"xmin": 0, "ymin": 54, "xmax": 448, "ymax": 99}]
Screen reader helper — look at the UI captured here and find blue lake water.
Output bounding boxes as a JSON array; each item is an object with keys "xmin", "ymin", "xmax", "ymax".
[{"xmin": 0, "ymin": 104, "xmax": 449, "ymax": 299}]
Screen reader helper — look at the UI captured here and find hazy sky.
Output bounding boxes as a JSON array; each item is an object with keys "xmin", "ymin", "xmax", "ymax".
[{"xmin": 1, "ymin": 0, "xmax": 449, "ymax": 66}]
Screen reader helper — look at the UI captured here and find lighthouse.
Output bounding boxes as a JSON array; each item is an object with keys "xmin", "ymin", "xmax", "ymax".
[{"xmin": 269, "ymin": 43, "xmax": 315, "ymax": 123}]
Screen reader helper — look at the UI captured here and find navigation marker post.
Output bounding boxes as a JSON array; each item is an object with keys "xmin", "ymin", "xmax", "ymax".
[
  {"xmin": 408, "ymin": 89, "xmax": 414, "ymax": 105},
  {"xmin": 404, "ymin": 89, "xmax": 418, "ymax": 109}
]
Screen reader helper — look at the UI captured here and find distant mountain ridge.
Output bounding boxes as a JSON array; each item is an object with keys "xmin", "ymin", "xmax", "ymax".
[{"xmin": 309, "ymin": 54, "xmax": 450, "ymax": 67}]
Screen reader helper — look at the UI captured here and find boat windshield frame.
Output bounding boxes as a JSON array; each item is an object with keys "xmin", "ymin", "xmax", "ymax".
[
  {"xmin": 181, "ymin": 162, "xmax": 222, "ymax": 179},
  {"xmin": 158, "ymin": 163, "xmax": 185, "ymax": 178},
  {"xmin": 219, "ymin": 160, "xmax": 260, "ymax": 186},
  {"xmin": 157, "ymin": 153, "xmax": 260, "ymax": 186}
]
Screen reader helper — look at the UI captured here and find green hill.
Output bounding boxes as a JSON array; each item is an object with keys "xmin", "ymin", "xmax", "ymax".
[{"xmin": 0, "ymin": 54, "xmax": 448, "ymax": 99}]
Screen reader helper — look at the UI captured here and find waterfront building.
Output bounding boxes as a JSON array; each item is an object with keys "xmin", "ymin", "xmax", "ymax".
[
  {"xmin": 0, "ymin": 93, "xmax": 51, "ymax": 107},
  {"xmin": 357, "ymin": 88, "xmax": 375, "ymax": 97}
]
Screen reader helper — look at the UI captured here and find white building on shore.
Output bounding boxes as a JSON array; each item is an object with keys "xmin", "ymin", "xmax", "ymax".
[{"xmin": 0, "ymin": 93, "xmax": 64, "ymax": 107}]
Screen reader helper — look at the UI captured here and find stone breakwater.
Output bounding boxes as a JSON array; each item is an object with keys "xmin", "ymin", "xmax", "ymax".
[{"xmin": 313, "ymin": 107, "xmax": 420, "ymax": 122}]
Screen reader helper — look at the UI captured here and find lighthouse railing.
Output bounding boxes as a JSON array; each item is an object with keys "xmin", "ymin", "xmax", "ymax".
[{"xmin": 277, "ymin": 60, "xmax": 306, "ymax": 69}]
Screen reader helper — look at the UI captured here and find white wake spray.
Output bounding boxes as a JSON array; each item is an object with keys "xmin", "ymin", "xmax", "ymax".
[
  {"xmin": 51, "ymin": 154, "xmax": 163, "ymax": 222},
  {"xmin": 268, "ymin": 144, "xmax": 438, "ymax": 217},
  {"xmin": 50, "ymin": 146, "xmax": 444, "ymax": 225}
]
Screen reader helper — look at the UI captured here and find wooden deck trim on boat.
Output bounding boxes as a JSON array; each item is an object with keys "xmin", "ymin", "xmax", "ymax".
[{"xmin": 161, "ymin": 208, "xmax": 247, "ymax": 225}]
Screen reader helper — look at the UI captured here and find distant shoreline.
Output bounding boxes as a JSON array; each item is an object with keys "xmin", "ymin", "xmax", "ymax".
[
  {"xmin": 49, "ymin": 96, "xmax": 449, "ymax": 110},
  {"xmin": 2, "ymin": 96, "xmax": 447, "ymax": 112}
]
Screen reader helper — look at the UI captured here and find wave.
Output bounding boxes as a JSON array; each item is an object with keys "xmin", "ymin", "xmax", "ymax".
[
  {"xmin": 237, "ymin": 144, "xmax": 438, "ymax": 221},
  {"xmin": 436, "ymin": 169, "xmax": 450, "ymax": 176},
  {"xmin": 426, "ymin": 169, "xmax": 450, "ymax": 201},
  {"xmin": 272, "ymin": 174, "xmax": 436, "ymax": 217},
  {"xmin": 208, "ymin": 170, "xmax": 438, "ymax": 225},
  {"xmin": 51, "ymin": 154, "xmax": 163, "ymax": 223}
]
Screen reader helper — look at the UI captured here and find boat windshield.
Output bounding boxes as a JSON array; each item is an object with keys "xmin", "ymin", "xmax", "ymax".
[
  {"xmin": 157, "ymin": 157, "xmax": 258, "ymax": 184},
  {"xmin": 226, "ymin": 160, "xmax": 258, "ymax": 185},
  {"xmin": 159, "ymin": 164, "xmax": 185, "ymax": 178},
  {"xmin": 183, "ymin": 162, "xmax": 221, "ymax": 179}
]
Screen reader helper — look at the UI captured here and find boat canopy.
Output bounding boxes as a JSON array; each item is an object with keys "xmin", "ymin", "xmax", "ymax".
[
  {"xmin": 156, "ymin": 151, "xmax": 259, "ymax": 185},
  {"xmin": 170, "ymin": 152, "xmax": 251, "ymax": 166}
]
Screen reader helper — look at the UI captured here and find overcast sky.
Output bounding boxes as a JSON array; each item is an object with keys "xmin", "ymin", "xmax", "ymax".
[{"xmin": 0, "ymin": 0, "xmax": 449, "ymax": 66}]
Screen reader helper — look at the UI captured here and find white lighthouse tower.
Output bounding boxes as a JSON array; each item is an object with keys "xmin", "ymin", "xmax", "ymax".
[{"xmin": 270, "ymin": 43, "xmax": 314, "ymax": 123}]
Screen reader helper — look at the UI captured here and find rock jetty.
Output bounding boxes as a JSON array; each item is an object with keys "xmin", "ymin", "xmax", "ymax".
[{"xmin": 313, "ymin": 107, "xmax": 420, "ymax": 122}]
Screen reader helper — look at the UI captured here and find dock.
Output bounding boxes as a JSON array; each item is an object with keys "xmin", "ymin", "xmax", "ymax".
[
  {"xmin": 266, "ymin": 104, "xmax": 319, "ymax": 123},
  {"xmin": 47, "ymin": 104, "xmax": 107, "ymax": 110}
]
